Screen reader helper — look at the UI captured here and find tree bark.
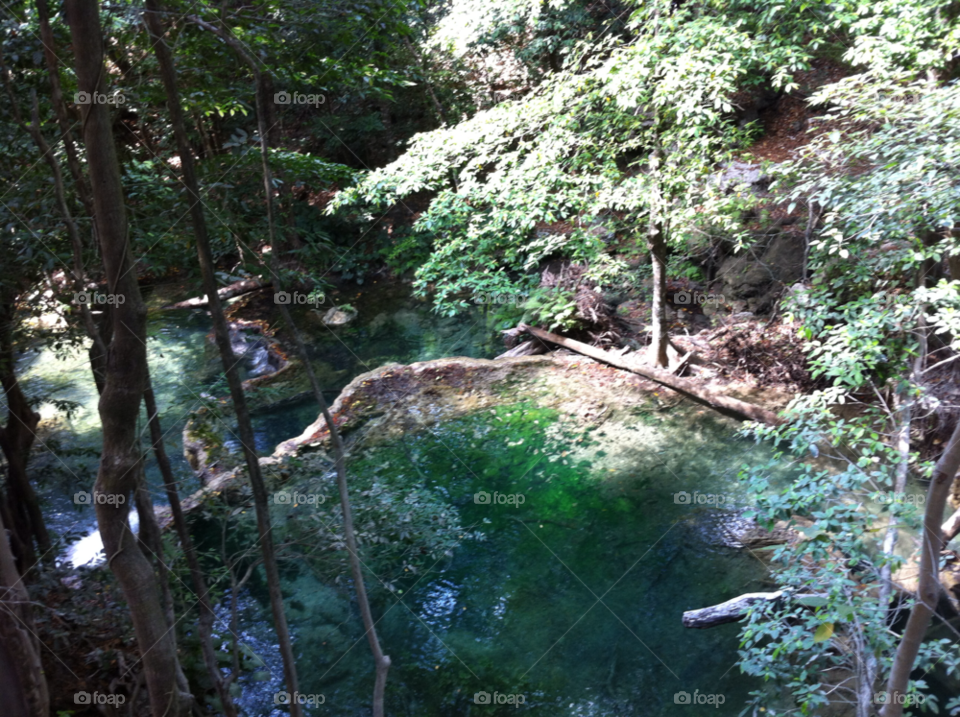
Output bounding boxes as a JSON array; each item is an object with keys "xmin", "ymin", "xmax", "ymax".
[
  {"xmin": 67, "ymin": 1, "xmax": 191, "ymax": 714},
  {"xmin": 880, "ymin": 418, "xmax": 960, "ymax": 717},
  {"xmin": 144, "ymin": 5, "xmax": 302, "ymax": 712},
  {"xmin": 35, "ymin": 0, "xmax": 92, "ymax": 216},
  {"xmin": 0, "ymin": 509, "xmax": 49, "ymax": 717},
  {"xmin": 144, "ymin": 380, "xmax": 238, "ymax": 717},
  {"xmin": 647, "ymin": 144, "xmax": 669, "ymax": 368},
  {"xmin": 682, "ymin": 591, "xmax": 786, "ymax": 628},
  {"xmin": 25, "ymin": 92, "xmax": 108, "ymax": 389},
  {"xmin": 941, "ymin": 505, "xmax": 960, "ymax": 542},
  {"xmin": 519, "ymin": 324, "xmax": 782, "ymax": 425},
  {"xmin": 867, "ymin": 380, "xmax": 915, "ymax": 717},
  {"xmin": 187, "ymin": 16, "xmax": 393, "ymax": 714}
]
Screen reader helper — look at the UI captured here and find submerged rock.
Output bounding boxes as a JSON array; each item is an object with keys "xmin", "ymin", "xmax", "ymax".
[{"xmin": 322, "ymin": 305, "xmax": 358, "ymax": 326}]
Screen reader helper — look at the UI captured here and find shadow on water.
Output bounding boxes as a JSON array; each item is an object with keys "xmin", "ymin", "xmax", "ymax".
[
  {"xmin": 17, "ymin": 279, "xmax": 784, "ymax": 715},
  {"xmin": 232, "ymin": 400, "xmax": 788, "ymax": 716}
]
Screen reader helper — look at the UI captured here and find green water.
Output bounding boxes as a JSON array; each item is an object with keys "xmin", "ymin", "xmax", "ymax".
[
  {"xmin": 254, "ymin": 281, "xmax": 502, "ymax": 450},
  {"xmin": 19, "ymin": 309, "xmax": 216, "ymax": 556},
  {"xmin": 232, "ymin": 399, "xmax": 782, "ymax": 716},
  {"xmin": 16, "ymin": 279, "xmax": 781, "ymax": 713},
  {"xmin": 15, "ymin": 282, "xmax": 495, "ymax": 564}
]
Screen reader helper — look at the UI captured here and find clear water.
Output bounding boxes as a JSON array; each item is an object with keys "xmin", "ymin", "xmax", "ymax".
[
  {"xmin": 231, "ymin": 400, "xmax": 784, "ymax": 716},
  {"xmin": 16, "ymin": 280, "xmax": 783, "ymax": 714},
  {"xmin": 14, "ymin": 282, "xmax": 496, "ymax": 565},
  {"xmin": 252, "ymin": 281, "xmax": 504, "ymax": 450}
]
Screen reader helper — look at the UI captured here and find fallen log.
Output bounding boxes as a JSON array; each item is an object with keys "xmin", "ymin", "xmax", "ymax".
[
  {"xmin": 943, "ymin": 506, "xmax": 960, "ymax": 543},
  {"xmin": 166, "ymin": 277, "xmax": 267, "ymax": 309},
  {"xmin": 495, "ymin": 340, "xmax": 547, "ymax": 359},
  {"xmin": 682, "ymin": 590, "xmax": 786, "ymax": 628},
  {"xmin": 518, "ymin": 324, "xmax": 782, "ymax": 426}
]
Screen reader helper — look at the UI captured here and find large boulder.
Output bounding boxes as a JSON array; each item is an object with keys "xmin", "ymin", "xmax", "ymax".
[{"xmin": 714, "ymin": 231, "xmax": 806, "ymax": 314}]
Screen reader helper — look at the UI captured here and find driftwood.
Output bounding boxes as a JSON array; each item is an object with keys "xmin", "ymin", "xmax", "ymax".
[
  {"xmin": 943, "ymin": 506, "xmax": 960, "ymax": 543},
  {"xmin": 518, "ymin": 324, "xmax": 782, "ymax": 426},
  {"xmin": 496, "ymin": 340, "xmax": 548, "ymax": 359},
  {"xmin": 682, "ymin": 590, "xmax": 786, "ymax": 628},
  {"xmin": 165, "ymin": 277, "xmax": 266, "ymax": 309}
]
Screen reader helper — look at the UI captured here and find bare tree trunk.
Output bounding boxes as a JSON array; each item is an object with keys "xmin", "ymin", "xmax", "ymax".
[
  {"xmin": 67, "ymin": 1, "xmax": 191, "ymax": 713},
  {"xmin": 24, "ymin": 92, "xmax": 107, "ymax": 388},
  {"xmin": 865, "ymin": 382, "xmax": 915, "ymax": 717},
  {"xmin": 0, "ymin": 295, "xmax": 49, "ymax": 571},
  {"xmin": 144, "ymin": 380, "xmax": 239, "ymax": 717},
  {"xmin": 0, "ymin": 510, "xmax": 48, "ymax": 717},
  {"xmin": 647, "ymin": 143, "xmax": 669, "ymax": 368},
  {"xmin": 30, "ymin": 57, "xmax": 204, "ymax": 705},
  {"xmin": 881, "ymin": 417, "xmax": 960, "ymax": 717},
  {"xmin": 520, "ymin": 324, "xmax": 782, "ymax": 425},
  {"xmin": 133, "ymin": 468, "xmax": 175, "ymax": 625},
  {"xmin": 35, "ymin": 0, "xmax": 105, "ymax": 400},
  {"xmin": 35, "ymin": 0, "xmax": 92, "ymax": 216},
  {"xmin": 186, "ymin": 16, "xmax": 392, "ymax": 714},
  {"xmin": 144, "ymin": 5, "xmax": 302, "ymax": 712}
]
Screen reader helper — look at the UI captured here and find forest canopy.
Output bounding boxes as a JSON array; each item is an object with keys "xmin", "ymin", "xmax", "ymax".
[{"xmin": 2, "ymin": 0, "xmax": 960, "ymax": 715}]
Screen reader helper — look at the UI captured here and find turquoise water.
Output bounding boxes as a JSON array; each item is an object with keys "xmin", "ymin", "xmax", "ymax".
[
  {"xmin": 253, "ymin": 281, "xmax": 503, "ymax": 449},
  {"xmin": 18, "ymin": 308, "xmax": 215, "ymax": 560},
  {"xmin": 230, "ymin": 400, "xmax": 782, "ymax": 716},
  {"xmin": 15, "ymin": 282, "xmax": 495, "ymax": 565},
  {"xmin": 16, "ymin": 280, "xmax": 782, "ymax": 715}
]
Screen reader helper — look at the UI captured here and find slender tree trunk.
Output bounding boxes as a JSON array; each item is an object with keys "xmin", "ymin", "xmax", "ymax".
[
  {"xmin": 144, "ymin": 5, "xmax": 302, "ymax": 712},
  {"xmin": 881, "ymin": 418, "xmax": 960, "ymax": 717},
  {"xmin": 35, "ymin": 0, "xmax": 92, "ymax": 216},
  {"xmin": 252, "ymin": 40, "xmax": 394, "ymax": 717},
  {"xmin": 0, "ymin": 296, "xmax": 49, "ymax": 571},
  {"xmin": 24, "ymin": 92, "xmax": 107, "ymax": 388},
  {"xmin": 647, "ymin": 143, "xmax": 669, "ymax": 368},
  {"xmin": 0, "ymin": 509, "xmax": 49, "ymax": 717},
  {"xmin": 863, "ymin": 382, "xmax": 915, "ymax": 717},
  {"xmin": 144, "ymin": 381, "xmax": 239, "ymax": 717},
  {"xmin": 67, "ymin": 1, "xmax": 191, "ymax": 714},
  {"xmin": 188, "ymin": 16, "xmax": 392, "ymax": 714},
  {"xmin": 133, "ymin": 468, "xmax": 175, "ymax": 625}
]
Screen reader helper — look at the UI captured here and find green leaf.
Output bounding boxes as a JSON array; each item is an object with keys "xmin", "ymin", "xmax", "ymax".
[{"xmin": 813, "ymin": 623, "xmax": 834, "ymax": 643}]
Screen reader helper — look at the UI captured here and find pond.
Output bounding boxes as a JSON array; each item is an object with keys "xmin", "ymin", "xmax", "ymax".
[
  {"xmin": 18, "ymin": 279, "xmax": 790, "ymax": 715},
  {"xmin": 225, "ymin": 383, "xmax": 788, "ymax": 716},
  {"xmin": 17, "ymin": 281, "xmax": 496, "ymax": 566}
]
